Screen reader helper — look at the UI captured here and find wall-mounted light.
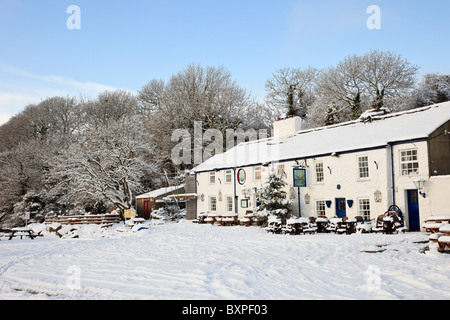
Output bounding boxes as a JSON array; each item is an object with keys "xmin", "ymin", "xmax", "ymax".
[{"xmin": 412, "ymin": 178, "xmax": 426, "ymax": 198}]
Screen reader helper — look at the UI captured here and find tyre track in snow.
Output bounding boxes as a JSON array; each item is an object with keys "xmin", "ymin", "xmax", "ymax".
[{"xmin": 0, "ymin": 239, "xmax": 64, "ymax": 298}]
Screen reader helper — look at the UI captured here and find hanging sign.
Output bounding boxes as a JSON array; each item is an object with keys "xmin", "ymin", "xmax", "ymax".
[
  {"xmin": 293, "ymin": 168, "xmax": 307, "ymax": 188},
  {"xmin": 237, "ymin": 169, "xmax": 246, "ymax": 185}
]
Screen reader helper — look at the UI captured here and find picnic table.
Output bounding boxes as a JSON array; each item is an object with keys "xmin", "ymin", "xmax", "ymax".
[
  {"xmin": 423, "ymin": 215, "xmax": 450, "ymax": 233},
  {"xmin": 193, "ymin": 213, "xmax": 208, "ymax": 224},
  {"xmin": 437, "ymin": 224, "xmax": 450, "ymax": 253},
  {"xmin": 133, "ymin": 218, "xmax": 145, "ymax": 224},
  {"xmin": 221, "ymin": 213, "xmax": 238, "ymax": 226},
  {"xmin": 239, "ymin": 213, "xmax": 256, "ymax": 227},
  {"xmin": 8, "ymin": 227, "xmax": 36, "ymax": 240},
  {"xmin": 239, "ymin": 217, "xmax": 252, "ymax": 227},
  {"xmin": 315, "ymin": 216, "xmax": 329, "ymax": 233},
  {"xmin": 205, "ymin": 213, "xmax": 221, "ymax": 225}
]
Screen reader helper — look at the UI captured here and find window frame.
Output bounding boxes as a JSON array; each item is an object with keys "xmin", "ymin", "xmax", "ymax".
[
  {"xmin": 209, "ymin": 196, "xmax": 217, "ymax": 212},
  {"xmin": 209, "ymin": 172, "xmax": 216, "ymax": 184},
  {"xmin": 358, "ymin": 198, "xmax": 371, "ymax": 221},
  {"xmin": 315, "ymin": 200, "xmax": 326, "ymax": 216},
  {"xmin": 400, "ymin": 149, "xmax": 419, "ymax": 176},
  {"xmin": 358, "ymin": 155, "xmax": 370, "ymax": 180},
  {"xmin": 225, "ymin": 170, "xmax": 232, "ymax": 184},
  {"xmin": 277, "ymin": 164, "xmax": 286, "ymax": 177},
  {"xmin": 226, "ymin": 196, "xmax": 233, "ymax": 212},
  {"xmin": 254, "ymin": 166, "xmax": 262, "ymax": 181},
  {"xmin": 315, "ymin": 162, "xmax": 324, "ymax": 183}
]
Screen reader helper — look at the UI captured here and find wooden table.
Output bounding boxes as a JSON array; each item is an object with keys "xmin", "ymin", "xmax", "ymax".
[
  {"xmin": 220, "ymin": 217, "xmax": 235, "ymax": 226},
  {"xmin": 315, "ymin": 217, "xmax": 329, "ymax": 233},
  {"xmin": 8, "ymin": 227, "xmax": 36, "ymax": 240},
  {"xmin": 221, "ymin": 213, "xmax": 238, "ymax": 226},
  {"xmin": 423, "ymin": 215, "xmax": 450, "ymax": 233},
  {"xmin": 239, "ymin": 217, "xmax": 251, "ymax": 227},
  {"xmin": 438, "ymin": 224, "xmax": 450, "ymax": 253}
]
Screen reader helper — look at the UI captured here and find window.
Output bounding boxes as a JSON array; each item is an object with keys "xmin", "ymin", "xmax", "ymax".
[
  {"xmin": 254, "ymin": 166, "xmax": 261, "ymax": 181},
  {"xmin": 277, "ymin": 164, "xmax": 285, "ymax": 176},
  {"xmin": 358, "ymin": 156, "xmax": 369, "ymax": 179},
  {"xmin": 225, "ymin": 170, "xmax": 232, "ymax": 184},
  {"xmin": 358, "ymin": 198, "xmax": 371, "ymax": 220},
  {"xmin": 209, "ymin": 196, "xmax": 217, "ymax": 212},
  {"xmin": 209, "ymin": 172, "xmax": 215, "ymax": 184},
  {"xmin": 315, "ymin": 162, "xmax": 324, "ymax": 183},
  {"xmin": 401, "ymin": 149, "xmax": 419, "ymax": 175},
  {"xmin": 316, "ymin": 200, "xmax": 326, "ymax": 216},
  {"xmin": 226, "ymin": 196, "xmax": 233, "ymax": 212}
]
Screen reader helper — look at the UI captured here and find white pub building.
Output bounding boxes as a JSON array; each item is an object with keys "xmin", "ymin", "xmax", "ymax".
[{"xmin": 190, "ymin": 102, "xmax": 450, "ymax": 231}]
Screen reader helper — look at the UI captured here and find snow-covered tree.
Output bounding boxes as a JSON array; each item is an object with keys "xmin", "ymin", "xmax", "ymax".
[
  {"xmin": 257, "ymin": 170, "xmax": 292, "ymax": 219},
  {"xmin": 265, "ymin": 67, "xmax": 319, "ymax": 119},
  {"xmin": 138, "ymin": 63, "xmax": 263, "ymax": 173},
  {"xmin": 314, "ymin": 50, "xmax": 419, "ymax": 126},
  {"xmin": 410, "ymin": 73, "xmax": 450, "ymax": 108},
  {"xmin": 47, "ymin": 115, "xmax": 157, "ymax": 213}
]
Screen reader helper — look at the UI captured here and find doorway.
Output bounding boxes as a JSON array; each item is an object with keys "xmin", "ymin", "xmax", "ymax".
[
  {"xmin": 144, "ymin": 200, "xmax": 152, "ymax": 220},
  {"xmin": 407, "ymin": 190, "xmax": 420, "ymax": 231},
  {"xmin": 335, "ymin": 198, "xmax": 346, "ymax": 218}
]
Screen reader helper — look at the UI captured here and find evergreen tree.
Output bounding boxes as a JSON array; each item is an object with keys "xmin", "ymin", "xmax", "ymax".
[
  {"xmin": 351, "ymin": 92, "xmax": 362, "ymax": 120},
  {"xmin": 257, "ymin": 170, "xmax": 292, "ymax": 219},
  {"xmin": 324, "ymin": 104, "xmax": 338, "ymax": 126}
]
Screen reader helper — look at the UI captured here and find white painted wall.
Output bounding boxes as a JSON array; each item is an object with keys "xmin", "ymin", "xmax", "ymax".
[{"xmin": 195, "ymin": 140, "xmax": 449, "ymax": 231}]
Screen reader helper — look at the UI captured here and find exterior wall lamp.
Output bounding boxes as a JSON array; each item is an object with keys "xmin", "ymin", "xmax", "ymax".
[{"xmin": 412, "ymin": 178, "xmax": 426, "ymax": 198}]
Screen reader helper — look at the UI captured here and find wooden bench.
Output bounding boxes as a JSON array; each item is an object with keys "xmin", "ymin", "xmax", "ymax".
[
  {"xmin": 282, "ymin": 218, "xmax": 301, "ymax": 235},
  {"xmin": 423, "ymin": 215, "xmax": 450, "ymax": 233},
  {"xmin": 220, "ymin": 217, "xmax": 235, "ymax": 226},
  {"xmin": 204, "ymin": 217, "xmax": 215, "ymax": 225},
  {"xmin": 45, "ymin": 214, "xmax": 121, "ymax": 226},
  {"xmin": 438, "ymin": 224, "xmax": 450, "ymax": 253},
  {"xmin": 239, "ymin": 217, "xmax": 251, "ymax": 227},
  {"xmin": 220, "ymin": 213, "xmax": 238, "ymax": 226},
  {"xmin": 8, "ymin": 227, "xmax": 36, "ymax": 240},
  {"xmin": 193, "ymin": 213, "xmax": 208, "ymax": 224}
]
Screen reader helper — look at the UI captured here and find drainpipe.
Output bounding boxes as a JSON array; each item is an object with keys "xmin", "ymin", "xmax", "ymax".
[
  {"xmin": 233, "ymin": 168, "xmax": 237, "ymax": 214},
  {"xmin": 388, "ymin": 142, "xmax": 396, "ymax": 205},
  {"xmin": 194, "ymin": 172, "xmax": 198, "ymax": 219}
]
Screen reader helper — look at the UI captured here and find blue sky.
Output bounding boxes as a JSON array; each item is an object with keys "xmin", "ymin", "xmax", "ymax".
[{"xmin": 1, "ymin": 0, "xmax": 449, "ymax": 124}]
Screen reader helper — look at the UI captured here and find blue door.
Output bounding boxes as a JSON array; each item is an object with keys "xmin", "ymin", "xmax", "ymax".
[
  {"xmin": 335, "ymin": 198, "xmax": 346, "ymax": 218},
  {"xmin": 407, "ymin": 190, "xmax": 420, "ymax": 231}
]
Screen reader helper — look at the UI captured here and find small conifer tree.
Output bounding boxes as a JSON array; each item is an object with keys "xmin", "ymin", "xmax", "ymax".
[{"xmin": 257, "ymin": 170, "xmax": 292, "ymax": 221}]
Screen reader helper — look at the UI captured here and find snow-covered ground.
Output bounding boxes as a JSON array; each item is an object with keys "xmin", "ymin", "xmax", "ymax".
[{"xmin": 1, "ymin": 221, "xmax": 449, "ymax": 300}]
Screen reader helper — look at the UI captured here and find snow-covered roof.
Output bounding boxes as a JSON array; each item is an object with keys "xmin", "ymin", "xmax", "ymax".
[
  {"xmin": 136, "ymin": 185, "xmax": 185, "ymax": 199},
  {"xmin": 192, "ymin": 102, "xmax": 450, "ymax": 173}
]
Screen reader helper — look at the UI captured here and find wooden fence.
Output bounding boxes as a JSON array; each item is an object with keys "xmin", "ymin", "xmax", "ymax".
[{"xmin": 45, "ymin": 214, "xmax": 121, "ymax": 226}]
